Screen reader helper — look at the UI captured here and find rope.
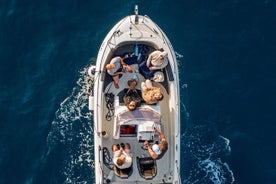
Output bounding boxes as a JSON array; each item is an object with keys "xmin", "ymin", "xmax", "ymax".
[
  {"xmin": 105, "ymin": 93, "xmax": 114, "ymax": 121},
  {"xmin": 103, "ymin": 147, "xmax": 114, "ymax": 170}
]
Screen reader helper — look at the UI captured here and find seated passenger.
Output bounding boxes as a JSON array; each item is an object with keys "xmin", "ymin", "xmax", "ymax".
[
  {"xmin": 141, "ymin": 79, "xmax": 163, "ymax": 105},
  {"xmin": 106, "ymin": 56, "xmax": 133, "ymax": 89},
  {"xmin": 144, "ymin": 127, "xmax": 168, "ymax": 160},
  {"xmin": 146, "ymin": 50, "xmax": 168, "ymax": 70},
  {"xmin": 139, "ymin": 50, "xmax": 168, "ymax": 79},
  {"xmin": 123, "ymin": 79, "xmax": 143, "ymax": 111},
  {"xmin": 112, "ymin": 143, "xmax": 132, "ymax": 169}
]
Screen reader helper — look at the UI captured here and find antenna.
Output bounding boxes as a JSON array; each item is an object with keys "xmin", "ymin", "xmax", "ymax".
[{"xmin": 134, "ymin": 5, "xmax": 139, "ymax": 24}]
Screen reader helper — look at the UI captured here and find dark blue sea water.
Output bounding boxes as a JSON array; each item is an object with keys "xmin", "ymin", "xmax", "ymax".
[{"xmin": 1, "ymin": 0, "xmax": 275, "ymax": 184}]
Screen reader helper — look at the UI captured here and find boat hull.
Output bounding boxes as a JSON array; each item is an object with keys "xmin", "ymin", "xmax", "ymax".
[{"xmin": 91, "ymin": 11, "xmax": 181, "ymax": 184}]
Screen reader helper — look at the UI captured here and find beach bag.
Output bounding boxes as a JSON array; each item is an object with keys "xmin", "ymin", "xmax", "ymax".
[{"xmin": 152, "ymin": 71, "xmax": 164, "ymax": 82}]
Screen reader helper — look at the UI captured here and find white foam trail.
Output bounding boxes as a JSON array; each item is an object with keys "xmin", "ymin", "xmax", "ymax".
[
  {"xmin": 175, "ymin": 51, "xmax": 184, "ymax": 59},
  {"xmin": 182, "ymin": 125, "xmax": 235, "ymax": 184},
  {"xmin": 198, "ymin": 158, "xmax": 232, "ymax": 184},
  {"xmin": 46, "ymin": 64, "xmax": 96, "ymax": 183}
]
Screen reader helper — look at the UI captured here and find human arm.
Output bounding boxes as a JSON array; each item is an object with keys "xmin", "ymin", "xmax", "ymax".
[
  {"xmin": 107, "ymin": 57, "xmax": 124, "ymax": 76},
  {"xmin": 154, "ymin": 127, "xmax": 166, "ymax": 140},
  {"xmin": 119, "ymin": 58, "xmax": 133, "ymax": 73},
  {"xmin": 126, "ymin": 88, "xmax": 137, "ymax": 95},
  {"xmin": 145, "ymin": 86, "xmax": 160, "ymax": 93},
  {"xmin": 112, "ymin": 71, "xmax": 124, "ymax": 76},
  {"xmin": 144, "ymin": 141, "xmax": 158, "ymax": 159},
  {"xmin": 148, "ymin": 146, "xmax": 158, "ymax": 159},
  {"xmin": 115, "ymin": 148, "xmax": 129, "ymax": 162},
  {"xmin": 146, "ymin": 53, "xmax": 153, "ymax": 68}
]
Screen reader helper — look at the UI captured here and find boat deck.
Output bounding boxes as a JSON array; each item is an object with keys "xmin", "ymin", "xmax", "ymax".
[{"xmin": 100, "ymin": 66, "xmax": 176, "ymax": 183}]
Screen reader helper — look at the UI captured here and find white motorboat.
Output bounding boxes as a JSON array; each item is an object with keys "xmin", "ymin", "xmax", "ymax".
[{"xmin": 88, "ymin": 5, "xmax": 181, "ymax": 184}]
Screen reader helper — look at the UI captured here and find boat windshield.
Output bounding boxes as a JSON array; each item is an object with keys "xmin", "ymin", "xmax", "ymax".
[
  {"xmin": 113, "ymin": 107, "xmax": 161, "ymax": 139},
  {"xmin": 117, "ymin": 107, "xmax": 160, "ymax": 123}
]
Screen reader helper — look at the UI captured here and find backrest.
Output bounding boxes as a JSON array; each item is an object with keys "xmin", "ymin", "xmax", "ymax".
[
  {"xmin": 136, "ymin": 156, "xmax": 157, "ymax": 179},
  {"xmin": 114, "ymin": 165, "xmax": 132, "ymax": 179},
  {"xmin": 140, "ymin": 159, "xmax": 154, "ymax": 168}
]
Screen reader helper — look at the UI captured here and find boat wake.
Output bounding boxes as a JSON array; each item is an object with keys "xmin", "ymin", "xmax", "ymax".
[
  {"xmin": 181, "ymin": 124, "xmax": 235, "ymax": 184},
  {"xmin": 45, "ymin": 56, "xmax": 234, "ymax": 183},
  {"xmin": 46, "ymin": 64, "xmax": 95, "ymax": 183}
]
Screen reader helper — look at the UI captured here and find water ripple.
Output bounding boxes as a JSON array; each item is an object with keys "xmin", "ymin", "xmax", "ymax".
[{"xmin": 46, "ymin": 65, "xmax": 95, "ymax": 183}]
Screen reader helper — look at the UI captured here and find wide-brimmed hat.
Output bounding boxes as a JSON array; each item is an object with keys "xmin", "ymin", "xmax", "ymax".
[{"xmin": 152, "ymin": 144, "xmax": 161, "ymax": 155}]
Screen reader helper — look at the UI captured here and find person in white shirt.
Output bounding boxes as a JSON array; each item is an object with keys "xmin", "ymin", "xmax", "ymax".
[
  {"xmin": 144, "ymin": 127, "xmax": 168, "ymax": 160},
  {"xmin": 146, "ymin": 50, "xmax": 168, "ymax": 70},
  {"xmin": 106, "ymin": 56, "xmax": 133, "ymax": 89},
  {"xmin": 138, "ymin": 50, "xmax": 168, "ymax": 79},
  {"xmin": 112, "ymin": 143, "xmax": 132, "ymax": 169}
]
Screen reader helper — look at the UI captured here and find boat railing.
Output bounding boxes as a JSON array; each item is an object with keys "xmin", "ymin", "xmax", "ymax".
[
  {"xmin": 142, "ymin": 15, "xmax": 166, "ymax": 44},
  {"xmin": 134, "ymin": 5, "xmax": 139, "ymax": 24},
  {"xmin": 106, "ymin": 16, "xmax": 128, "ymax": 47},
  {"xmin": 142, "ymin": 15, "xmax": 179, "ymax": 73},
  {"xmin": 176, "ymin": 159, "xmax": 182, "ymax": 184},
  {"xmin": 95, "ymin": 145, "xmax": 105, "ymax": 184}
]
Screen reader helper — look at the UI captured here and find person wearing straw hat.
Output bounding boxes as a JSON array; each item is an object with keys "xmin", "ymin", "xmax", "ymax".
[
  {"xmin": 123, "ymin": 79, "xmax": 143, "ymax": 111},
  {"xmin": 143, "ymin": 127, "xmax": 168, "ymax": 160}
]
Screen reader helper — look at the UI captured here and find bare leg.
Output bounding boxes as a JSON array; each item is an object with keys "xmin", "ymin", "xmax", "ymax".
[
  {"xmin": 113, "ymin": 75, "xmax": 119, "ymax": 88},
  {"xmin": 125, "ymin": 143, "xmax": 131, "ymax": 149},
  {"xmin": 141, "ymin": 82, "xmax": 147, "ymax": 91},
  {"xmin": 125, "ymin": 65, "xmax": 133, "ymax": 73},
  {"xmin": 145, "ymin": 79, "xmax": 152, "ymax": 88},
  {"xmin": 124, "ymin": 143, "xmax": 131, "ymax": 154}
]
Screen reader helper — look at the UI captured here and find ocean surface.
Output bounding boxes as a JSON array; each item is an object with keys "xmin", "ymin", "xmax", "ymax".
[{"xmin": 1, "ymin": 0, "xmax": 275, "ymax": 184}]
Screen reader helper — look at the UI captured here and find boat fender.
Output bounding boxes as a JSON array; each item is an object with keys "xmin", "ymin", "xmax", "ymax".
[
  {"xmin": 88, "ymin": 66, "xmax": 96, "ymax": 77},
  {"xmin": 106, "ymin": 170, "xmax": 114, "ymax": 183},
  {"xmin": 88, "ymin": 96, "xmax": 94, "ymax": 111}
]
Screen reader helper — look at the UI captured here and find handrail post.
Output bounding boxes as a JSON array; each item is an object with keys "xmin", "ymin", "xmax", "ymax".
[{"xmin": 134, "ymin": 5, "xmax": 139, "ymax": 24}]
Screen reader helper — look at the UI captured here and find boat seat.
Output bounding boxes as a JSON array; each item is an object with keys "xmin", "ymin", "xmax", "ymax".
[
  {"xmin": 114, "ymin": 165, "xmax": 133, "ymax": 179},
  {"xmin": 136, "ymin": 156, "xmax": 157, "ymax": 179}
]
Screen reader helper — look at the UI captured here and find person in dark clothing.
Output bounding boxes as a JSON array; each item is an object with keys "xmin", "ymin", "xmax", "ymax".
[{"xmin": 123, "ymin": 79, "xmax": 142, "ymax": 111}]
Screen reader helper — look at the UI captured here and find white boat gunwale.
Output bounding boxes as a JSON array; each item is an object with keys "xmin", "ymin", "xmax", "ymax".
[{"xmin": 90, "ymin": 5, "xmax": 181, "ymax": 184}]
